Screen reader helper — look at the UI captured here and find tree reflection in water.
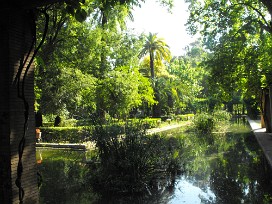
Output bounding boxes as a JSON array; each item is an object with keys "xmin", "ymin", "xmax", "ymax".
[{"xmin": 38, "ymin": 119, "xmax": 272, "ymax": 203}]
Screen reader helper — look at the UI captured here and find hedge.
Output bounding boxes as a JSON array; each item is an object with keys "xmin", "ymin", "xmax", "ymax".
[
  {"xmin": 39, "ymin": 118, "xmax": 163, "ymax": 143},
  {"xmin": 40, "ymin": 126, "xmax": 93, "ymax": 143}
]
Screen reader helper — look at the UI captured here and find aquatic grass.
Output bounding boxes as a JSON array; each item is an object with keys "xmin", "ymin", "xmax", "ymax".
[
  {"xmin": 193, "ymin": 110, "xmax": 232, "ymax": 133},
  {"xmin": 193, "ymin": 112, "xmax": 214, "ymax": 133},
  {"xmin": 88, "ymin": 122, "xmax": 185, "ymax": 195}
]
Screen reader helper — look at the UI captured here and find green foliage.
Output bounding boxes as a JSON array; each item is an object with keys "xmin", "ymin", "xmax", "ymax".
[
  {"xmin": 40, "ymin": 127, "xmax": 93, "ymax": 143},
  {"xmin": 186, "ymin": 0, "xmax": 272, "ymax": 116},
  {"xmin": 141, "ymin": 118, "xmax": 161, "ymax": 128},
  {"xmin": 39, "ymin": 117, "xmax": 163, "ymax": 143},
  {"xmin": 165, "ymin": 40, "xmax": 207, "ymax": 114},
  {"xmin": 96, "ymin": 67, "xmax": 155, "ymax": 118},
  {"xmin": 88, "ymin": 123, "xmax": 185, "ymax": 194},
  {"xmin": 60, "ymin": 119, "xmax": 78, "ymax": 127},
  {"xmin": 213, "ymin": 110, "xmax": 232, "ymax": 122},
  {"xmin": 212, "ymin": 110, "xmax": 232, "ymax": 133},
  {"xmin": 35, "ymin": 7, "xmax": 156, "ymax": 118},
  {"xmin": 175, "ymin": 114, "xmax": 194, "ymax": 121},
  {"xmin": 43, "ymin": 122, "xmax": 55, "ymax": 127},
  {"xmin": 34, "ymin": 0, "xmax": 210, "ymax": 120},
  {"xmin": 139, "ymin": 32, "xmax": 171, "ymax": 80},
  {"xmin": 193, "ymin": 112, "xmax": 214, "ymax": 133},
  {"xmin": 193, "ymin": 110, "xmax": 231, "ymax": 133}
]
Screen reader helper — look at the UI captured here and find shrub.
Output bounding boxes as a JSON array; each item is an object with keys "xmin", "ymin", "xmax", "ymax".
[
  {"xmin": 60, "ymin": 119, "xmax": 77, "ymax": 127},
  {"xmin": 142, "ymin": 118, "xmax": 161, "ymax": 128},
  {"xmin": 40, "ymin": 126, "xmax": 93, "ymax": 143},
  {"xmin": 175, "ymin": 114, "xmax": 194, "ymax": 121},
  {"xmin": 76, "ymin": 119, "xmax": 93, "ymax": 126},
  {"xmin": 39, "ymin": 118, "xmax": 162, "ymax": 144},
  {"xmin": 193, "ymin": 110, "xmax": 231, "ymax": 133},
  {"xmin": 42, "ymin": 119, "xmax": 77, "ymax": 127},
  {"xmin": 212, "ymin": 110, "xmax": 232, "ymax": 122},
  {"xmin": 212, "ymin": 110, "xmax": 232, "ymax": 132},
  {"xmin": 125, "ymin": 118, "xmax": 161, "ymax": 129},
  {"xmin": 179, "ymin": 115, "xmax": 188, "ymax": 121},
  {"xmin": 43, "ymin": 122, "xmax": 54, "ymax": 127},
  {"xmin": 193, "ymin": 113, "xmax": 214, "ymax": 133},
  {"xmin": 88, "ymin": 123, "xmax": 185, "ymax": 195}
]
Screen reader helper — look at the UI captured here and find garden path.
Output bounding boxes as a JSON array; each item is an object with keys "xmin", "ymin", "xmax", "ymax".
[
  {"xmin": 247, "ymin": 116, "xmax": 272, "ymax": 169},
  {"xmin": 147, "ymin": 121, "xmax": 191, "ymax": 134}
]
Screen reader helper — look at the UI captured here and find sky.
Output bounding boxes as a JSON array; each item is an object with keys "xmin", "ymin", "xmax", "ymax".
[{"xmin": 126, "ymin": 0, "xmax": 198, "ymax": 56}]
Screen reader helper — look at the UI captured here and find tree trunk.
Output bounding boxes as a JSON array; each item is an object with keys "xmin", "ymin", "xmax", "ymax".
[
  {"xmin": 149, "ymin": 52, "xmax": 155, "ymax": 79},
  {"xmin": 152, "ymin": 87, "xmax": 161, "ymax": 117},
  {"xmin": 268, "ymin": 85, "xmax": 272, "ymax": 132},
  {"xmin": 263, "ymin": 88, "xmax": 272, "ymax": 132}
]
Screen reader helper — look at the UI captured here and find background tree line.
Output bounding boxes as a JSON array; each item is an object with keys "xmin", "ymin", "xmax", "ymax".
[
  {"xmin": 35, "ymin": 0, "xmax": 208, "ymax": 122},
  {"xmin": 35, "ymin": 0, "xmax": 268, "ymax": 124},
  {"xmin": 186, "ymin": 0, "xmax": 272, "ymax": 131}
]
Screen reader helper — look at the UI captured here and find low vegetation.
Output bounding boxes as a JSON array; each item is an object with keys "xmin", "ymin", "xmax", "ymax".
[
  {"xmin": 87, "ymin": 123, "xmax": 185, "ymax": 195},
  {"xmin": 39, "ymin": 115, "xmax": 192, "ymax": 143},
  {"xmin": 193, "ymin": 110, "xmax": 232, "ymax": 133}
]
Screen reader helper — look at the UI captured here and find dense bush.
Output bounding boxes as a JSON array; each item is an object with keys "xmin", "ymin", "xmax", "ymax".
[
  {"xmin": 212, "ymin": 110, "xmax": 232, "ymax": 132},
  {"xmin": 60, "ymin": 119, "xmax": 78, "ymax": 127},
  {"xmin": 88, "ymin": 123, "xmax": 185, "ymax": 195},
  {"xmin": 193, "ymin": 113, "xmax": 214, "ymax": 133},
  {"xmin": 193, "ymin": 110, "xmax": 232, "ymax": 133},
  {"xmin": 212, "ymin": 110, "xmax": 232, "ymax": 122},
  {"xmin": 43, "ymin": 122, "xmax": 54, "ymax": 127},
  {"xmin": 142, "ymin": 118, "xmax": 161, "ymax": 128},
  {"xmin": 39, "ymin": 117, "xmax": 171, "ymax": 143},
  {"xmin": 43, "ymin": 119, "xmax": 77, "ymax": 127},
  {"xmin": 40, "ymin": 127, "xmax": 93, "ymax": 143}
]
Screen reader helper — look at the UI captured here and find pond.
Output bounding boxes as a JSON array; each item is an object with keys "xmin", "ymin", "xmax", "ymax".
[{"xmin": 37, "ymin": 119, "xmax": 272, "ymax": 203}]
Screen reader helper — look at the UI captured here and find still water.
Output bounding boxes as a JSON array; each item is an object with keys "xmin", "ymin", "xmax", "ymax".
[{"xmin": 37, "ymin": 120, "xmax": 272, "ymax": 203}]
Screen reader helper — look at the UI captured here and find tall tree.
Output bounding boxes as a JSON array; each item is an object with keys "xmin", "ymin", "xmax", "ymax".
[
  {"xmin": 138, "ymin": 33, "xmax": 171, "ymax": 117},
  {"xmin": 167, "ymin": 40, "xmax": 207, "ymax": 114},
  {"xmin": 139, "ymin": 33, "xmax": 171, "ymax": 80}
]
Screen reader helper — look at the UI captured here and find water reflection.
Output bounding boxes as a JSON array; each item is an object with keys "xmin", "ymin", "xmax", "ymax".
[
  {"xmin": 37, "ymin": 121, "xmax": 272, "ymax": 203},
  {"xmin": 169, "ymin": 121, "xmax": 272, "ymax": 204},
  {"xmin": 37, "ymin": 149, "xmax": 99, "ymax": 204},
  {"xmin": 169, "ymin": 177, "xmax": 215, "ymax": 203}
]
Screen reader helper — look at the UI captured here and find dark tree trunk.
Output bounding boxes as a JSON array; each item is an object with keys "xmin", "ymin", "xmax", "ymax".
[
  {"xmin": 149, "ymin": 52, "xmax": 155, "ymax": 79},
  {"xmin": 244, "ymin": 98, "xmax": 259, "ymax": 120},
  {"xmin": 152, "ymin": 87, "xmax": 161, "ymax": 117},
  {"xmin": 263, "ymin": 89, "xmax": 272, "ymax": 132},
  {"xmin": 227, "ymin": 103, "xmax": 233, "ymax": 114},
  {"xmin": 260, "ymin": 87, "xmax": 272, "ymax": 133},
  {"xmin": 35, "ymin": 111, "xmax": 43, "ymax": 127}
]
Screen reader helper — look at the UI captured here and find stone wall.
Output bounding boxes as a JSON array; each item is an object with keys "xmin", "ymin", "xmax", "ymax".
[{"xmin": 0, "ymin": 8, "xmax": 39, "ymax": 203}]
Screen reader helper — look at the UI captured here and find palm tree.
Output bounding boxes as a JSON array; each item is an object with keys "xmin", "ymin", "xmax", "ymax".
[
  {"xmin": 139, "ymin": 33, "xmax": 171, "ymax": 80},
  {"xmin": 139, "ymin": 33, "xmax": 171, "ymax": 117}
]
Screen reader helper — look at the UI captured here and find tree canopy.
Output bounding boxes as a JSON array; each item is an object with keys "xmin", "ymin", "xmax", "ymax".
[
  {"xmin": 139, "ymin": 33, "xmax": 171, "ymax": 79},
  {"xmin": 35, "ymin": 0, "xmax": 266, "ymax": 121},
  {"xmin": 186, "ymin": 0, "xmax": 272, "ymax": 116}
]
